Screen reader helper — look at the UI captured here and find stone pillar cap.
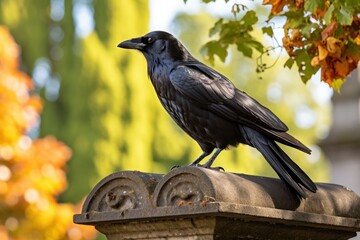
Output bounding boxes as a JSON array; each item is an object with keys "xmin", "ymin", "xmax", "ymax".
[{"xmin": 74, "ymin": 167, "xmax": 360, "ymax": 239}]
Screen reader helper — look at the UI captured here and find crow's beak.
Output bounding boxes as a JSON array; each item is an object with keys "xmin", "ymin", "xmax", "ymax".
[{"xmin": 117, "ymin": 37, "xmax": 145, "ymax": 50}]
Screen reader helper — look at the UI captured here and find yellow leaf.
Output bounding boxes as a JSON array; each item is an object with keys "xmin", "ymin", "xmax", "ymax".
[
  {"xmin": 355, "ymin": 35, "xmax": 360, "ymax": 46},
  {"xmin": 332, "ymin": 78, "xmax": 345, "ymax": 93},
  {"xmin": 318, "ymin": 45, "xmax": 328, "ymax": 61},
  {"xmin": 326, "ymin": 37, "xmax": 343, "ymax": 58},
  {"xmin": 311, "ymin": 56, "xmax": 320, "ymax": 67}
]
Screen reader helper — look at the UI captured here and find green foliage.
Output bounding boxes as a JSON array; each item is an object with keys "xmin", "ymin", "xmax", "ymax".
[
  {"xmin": 201, "ymin": 10, "xmax": 263, "ymax": 63},
  {"xmin": 0, "ymin": 0, "xmax": 49, "ymax": 70},
  {"xmin": 0, "ymin": 0, "xmax": 153, "ymax": 202},
  {"xmin": 292, "ymin": 49, "xmax": 319, "ymax": 83},
  {"xmin": 185, "ymin": 0, "xmax": 360, "ymax": 90},
  {"xmin": 261, "ymin": 26, "xmax": 273, "ymax": 38},
  {"xmin": 320, "ymin": 0, "xmax": 358, "ymax": 25}
]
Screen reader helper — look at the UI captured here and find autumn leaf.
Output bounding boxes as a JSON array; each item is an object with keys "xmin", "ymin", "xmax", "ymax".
[
  {"xmin": 263, "ymin": 0, "xmax": 290, "ymax": 14},
  {"xmin": 310, "ymin": 56, "xmax": 320, "ymax": 67},
  {"xmin": 355, "ymin": 35, "xmax": 360, "ymax": 45},
  {"xmin": 321, "ymin": 21, "xmax": 337, "ymax": 41},
  {"xmin": 326, "ymin": 37, "xmax": 343, "ymax": 58},
  {"xmin": 334, "ymin": 59, "xmax": 349, "ymax": 78},
  {"xmin": 318, "ymin": 45, "xmax": 328, "ymax": 61},
  {"xmin": 332, "ymin": 78, "xmax": 346, "ymax": 92}
]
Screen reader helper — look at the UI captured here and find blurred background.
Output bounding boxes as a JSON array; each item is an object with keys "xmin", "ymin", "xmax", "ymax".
[{"xmin": 1, "ymin": 0, "xmax": 359, "ymax": 239}]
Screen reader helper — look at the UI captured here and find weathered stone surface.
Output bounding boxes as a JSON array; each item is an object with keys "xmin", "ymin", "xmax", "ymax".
[
  {"xmin": 74, "ymin": 167, "xmax": 360, "ymax": 239},
  {"xmin": 80, "ymin": 171, "xmax": 162, "ymax": 214},
  {"xmin": 153, "ymin": 167, "xmax": 360, "ymax": 218}
]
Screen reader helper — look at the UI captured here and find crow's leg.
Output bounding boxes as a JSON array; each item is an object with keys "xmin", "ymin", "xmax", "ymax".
[
  {"xmin": 171, "ymin": 151, "xmax": 212, "ymax": 170},
  {"xmin": 189, "ymin": 151, "xmax": 212, "ymax": 166},
  {"xmin": 203, "ymin": 148, "xmax": 223, "ymax": 169}
]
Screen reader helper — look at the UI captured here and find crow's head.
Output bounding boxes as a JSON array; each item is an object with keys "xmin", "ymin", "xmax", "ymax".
[{"xmin": 118, "ymin": 31, "xmax": 191, "ymax": 62}]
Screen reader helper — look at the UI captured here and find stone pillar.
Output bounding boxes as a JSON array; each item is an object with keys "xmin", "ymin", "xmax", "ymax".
[
  {"xmin": 74, "ymin": 167, "xmax": 360, "ymax": 239},
  {"xmin": 320, "ymin": 67, "xmax": 360, "ymax": 196}
]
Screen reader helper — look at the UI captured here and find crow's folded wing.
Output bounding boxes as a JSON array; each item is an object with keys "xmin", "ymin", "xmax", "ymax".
[{"xmin": 169, "ymin": 62, "xmax": 288, "ymax": 132}]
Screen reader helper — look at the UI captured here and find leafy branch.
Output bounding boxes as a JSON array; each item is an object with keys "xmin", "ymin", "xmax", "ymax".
[{"xmin": 186, "ymin": 0, "xmax": 360, "ymax": 91}]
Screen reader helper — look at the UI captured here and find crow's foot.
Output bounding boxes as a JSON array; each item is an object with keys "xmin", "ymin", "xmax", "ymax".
[
  {"xmin": 170, "ymin": 165, "xmax": 181, "ymax": 170},
  {"xmin": 191, "ymin": 163, "xmax": 225, "ymax": 172},
  {"xmin": 170, "ymin": 163, "xmax": 225, "ymax": 172}
]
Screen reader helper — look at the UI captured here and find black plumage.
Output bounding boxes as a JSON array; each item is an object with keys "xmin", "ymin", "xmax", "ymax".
[{"xmin": 118, "ymin": 31, "xmax": 317, "ymax": 199}]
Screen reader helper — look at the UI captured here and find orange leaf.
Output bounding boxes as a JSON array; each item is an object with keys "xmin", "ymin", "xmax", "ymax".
[
  {"xmin": 334, "ymin": 59, "xmax": 349, "ymax": 78},
  {"xmin": 321, "ymin": 21, "xmax": 337, "ymax": 41},
  {"xmin": 263, "ymin": 0, "xmax": 290, "ymax": 14},
  {"xmin": 320, "ymin": 60, "xmax": 334, "ymax": 86}
]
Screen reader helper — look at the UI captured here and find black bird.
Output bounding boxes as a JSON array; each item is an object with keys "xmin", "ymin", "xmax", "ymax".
[{"xmin": 118, "ymin": 31, "xmax": 317, "ymax": 198}]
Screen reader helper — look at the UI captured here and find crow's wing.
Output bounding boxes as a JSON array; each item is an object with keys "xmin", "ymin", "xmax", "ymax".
[{"xmin": 169, "ymin": 61, "xmax": 288, "ymax": 132}]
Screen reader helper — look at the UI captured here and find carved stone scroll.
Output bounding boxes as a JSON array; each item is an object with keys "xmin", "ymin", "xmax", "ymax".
[
  {"xmin": 81, "ymin": 171, "xmax": 162, "ymax": 214},
  {"xmin": 152, "ymin": 168, "xmax": 216, "ymax": 207}
]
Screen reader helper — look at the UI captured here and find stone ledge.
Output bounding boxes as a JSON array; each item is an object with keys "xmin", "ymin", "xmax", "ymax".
[{"xmin": 74, "ymin": 167, "xmax": 360, "ymax": 239}]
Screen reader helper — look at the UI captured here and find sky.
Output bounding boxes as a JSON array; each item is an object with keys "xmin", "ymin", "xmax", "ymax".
[{"xmin": 149, "ymin": 0, "xmax": 236, "ymax": 31}]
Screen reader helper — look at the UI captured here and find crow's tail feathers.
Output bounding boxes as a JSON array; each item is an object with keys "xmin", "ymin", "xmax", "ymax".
[
  {"xmin": 244, "ymin": 128, "xmax": 317, "ymax": 199},
  {"xmin": 262, "ymin": 128, "xmax": 312, "ymax": 154}
]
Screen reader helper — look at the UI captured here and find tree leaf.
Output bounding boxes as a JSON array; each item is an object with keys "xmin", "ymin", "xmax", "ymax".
[
  {"xmin": 304, "ymin": 0, "xmax": 318, "ymax": 13},
  {"xmin": 301, "ymin": 23, "xmax": 317, "ymax": 39},
  {"xmin": 241, "ymin": 10, "xmax": 258, "ymax": 28},
  {"xmin": 335, "ymin": 7, "xmax": 353, "ymax": 25},
  {"xmin": 236, "ymin": 42, "xmax": 253, "ymax": 58},
  {"xmin": 247, "ymin": 39, "xmax": 265, "ymax": 53},
  {"xmin": 323, "ymin": 4, "xmax": 335, "ymax": 24},
  {"xmin": 202, "ymin": 40, "xmax": 228, "ymax": 63},
  {"xmin": 283, "ymin": 11, "xmax": 306, "ymax": 29},
  {"xmin": 304, "ymin": 0, "xmax": 325, "ymax": 13},
  {"xmin": 294, "ymin": 49, "xmax": 319, "ymax": 83},
  {"xmin": 209, "ymin": 19, "xmax": 223, "ymax": 37},
  {"xmin": 332, "ymin": 78, "xmax": 345, "ymax": 92},
  {"xmin": 262, "ymin": 26, "xmax": 274, "ymax": 38},
  {"xmin": 284, "ymin": 57, "xmax": 295, "ymax": 69}
]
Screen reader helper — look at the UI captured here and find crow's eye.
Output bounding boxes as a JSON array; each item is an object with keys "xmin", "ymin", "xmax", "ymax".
[{"xmin": 142, "ymin": 37, "xmax": 153, "ymax": 44}]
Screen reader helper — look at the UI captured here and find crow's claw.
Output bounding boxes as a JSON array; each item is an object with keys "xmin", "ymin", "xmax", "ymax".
[
  {"xmin": 192, "ymin": 164, "xmax": 225, "ymax": 172},
  {"xmin": 170, "ymin": 165, "xmax": 181, "ymax": 170},
  {"xmin": 209, "ymin": 166, "xmax": 225, "ymax": 172}
]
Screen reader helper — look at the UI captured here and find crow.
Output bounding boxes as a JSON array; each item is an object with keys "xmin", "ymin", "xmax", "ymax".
[{"xmin": 118, "ymin": 31, "xmax": 317, "ymax": 199}]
